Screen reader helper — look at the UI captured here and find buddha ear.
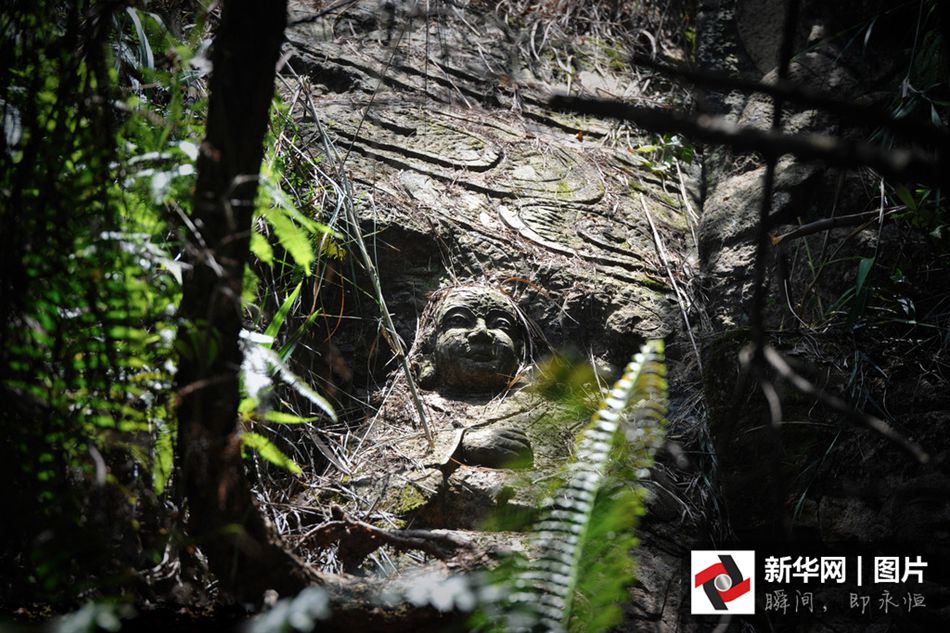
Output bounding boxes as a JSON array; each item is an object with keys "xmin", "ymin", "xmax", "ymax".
[{"xmin": 416, "ymin": 357, "xmax": 436, "ymax": 388}]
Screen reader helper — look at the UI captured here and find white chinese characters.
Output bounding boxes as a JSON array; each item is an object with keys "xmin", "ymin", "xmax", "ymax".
[{"xmin": 763, "ymin": 555, "xmax": 927, "ymax": 585}]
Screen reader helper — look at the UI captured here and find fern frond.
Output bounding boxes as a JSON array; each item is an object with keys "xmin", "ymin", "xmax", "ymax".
[{"xmin": 505, "ymin": 340, "xmax": 668, "ymax": 633}]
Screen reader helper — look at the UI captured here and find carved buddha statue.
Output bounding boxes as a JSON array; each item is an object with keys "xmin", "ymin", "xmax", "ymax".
[
  {"xmin": 417, "ymin": 286, "xmax": 533, "ymax": 468},
  {"xmin": 428, "ymin": 286, "xmax": 524, "ymax": 393},
  {"xmin": 330, "ymin": 284, "xmax": 582, "ymax": 531}
]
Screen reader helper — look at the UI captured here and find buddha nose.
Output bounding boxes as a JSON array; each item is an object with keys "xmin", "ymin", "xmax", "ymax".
[{"xmin": 469, "ymin": 318, "xmax": 492, "ymax": 342}]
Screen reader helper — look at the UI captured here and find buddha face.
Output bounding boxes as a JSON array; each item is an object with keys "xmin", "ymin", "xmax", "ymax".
[{"xmin": 432, "ymin": 288, "xmax": 524, "ymax": 393}]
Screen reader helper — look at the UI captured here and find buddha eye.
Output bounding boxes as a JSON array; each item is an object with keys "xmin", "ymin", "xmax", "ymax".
[
  {"xmin": 489, "ymin": 313, "xmax": 516, "ymax": 331},
  {"xmin": 442, "ymin": 309, "xmax": 474, "ymax": 329}
]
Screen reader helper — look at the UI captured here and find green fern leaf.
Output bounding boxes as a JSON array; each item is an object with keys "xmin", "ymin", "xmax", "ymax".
[{"xmin": 506, "ymin": 340, "xmax": 668, "ymax": 633}]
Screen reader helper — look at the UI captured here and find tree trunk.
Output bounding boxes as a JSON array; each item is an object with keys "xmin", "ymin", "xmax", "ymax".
[{"xmin": 174, "ymin": 0, "xmax": 311, "ymax": 602}]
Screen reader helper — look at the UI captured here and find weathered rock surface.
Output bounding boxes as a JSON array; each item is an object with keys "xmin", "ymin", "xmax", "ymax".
[
  {"xmin": 275, "ymin": 1, "xmax": 949, "ymax": 631},
  {"xmin": 282, "ymin": 0, "xmax": 690, "ymax": 366},
  {"xmin": 280, "ymin": 0, "xmax": 707, "ymax": 629},
  {"xmin": 697, "ymin": 1, "xmax": 950, "ymax": 630}
]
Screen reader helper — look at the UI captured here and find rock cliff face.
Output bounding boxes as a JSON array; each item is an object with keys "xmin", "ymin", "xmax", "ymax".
[
  {"xmin": 695, "ymin": 1, "xmax": 950, "ymax": 630},
  {"xmin": 280, "ymin": 1, "xmax": 709, "ymax": 629},
  {"xmin": 283, "ymin": 1, "xmax": 690, "ymax": 369},
  {"xmin": 278, "ymin": 0, "xmax": 948, "ymax": 630}
]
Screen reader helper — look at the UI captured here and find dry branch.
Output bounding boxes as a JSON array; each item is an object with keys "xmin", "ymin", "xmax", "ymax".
[
  {"xmin": 548, "ymin": 95, "xmax": 948, "ymax": 188},
  {"xmin": 770, "ymin": 209, "xmax": 898, "ymax": 246},
  {"xmin": 760, "ymin": 345, "xmax": 930, "ymax": 464},
  {"xmin": 630, "ymin": 54, "xmax": 950, "ymax": 152},
  {"xmin": 302, "ymin": 506, "xmax": 473, "ymax": 572}
]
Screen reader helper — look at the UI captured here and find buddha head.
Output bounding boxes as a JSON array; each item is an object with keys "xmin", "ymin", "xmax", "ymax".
[{"xmin": 416, "ymin": 286, "xmax": 527, "ymax": 394}]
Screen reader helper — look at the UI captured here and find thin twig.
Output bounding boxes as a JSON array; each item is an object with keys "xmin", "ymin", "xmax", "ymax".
[
  {"xmin": 770, "ymin": 208, "xmax": 898, "ymax": 246},
  {"xmin": 629, "ymin": 54, "xmax": 950, "ymax": 152},
  {"xmin": 548, "ymin": 95, "xmax": 947, "ymax": 189},
  {"xmin": 639, "ymin": 194, "xmax": 702, "ymax": 372},
  {"xmin": 286, "ymin": 67, "xmax": 434, "ymax": 447},
  {"xmin": 343, "ymin": 205, "xmax": 435, "ymax": 449},
  {"xmin": 674, "ymin": 160, "xmax": 699, "ymax": 251},
  {"xmin": 301, "ymin": 506, "xmax": 473, "ymax": 562},
  {"xmin": 760, "ymin": 346, "xmax": 929, "ymax": 463}
]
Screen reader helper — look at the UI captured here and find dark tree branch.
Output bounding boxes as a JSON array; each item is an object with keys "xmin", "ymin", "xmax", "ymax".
[
  {"xmin": 760, "ymin": 346, "xmax": 929, "ymax": 464},
  {"xmin": 745, "ymin": 0, "xmax": 800, "ymax": 541},
  {"xmin": 548, "ymin": 96, "xmax": 948, "ymax": 189},
  {"xmin": 174, "ymin": 0, "xmax": 314, "ymax": 602},
  {"xmin": 770, "ymin": 209, "xmax": 897, "ymax": 245},
  {"xmin": 750, "ymin": 0, "xmax": 799, "ymax": 355},
  {"xmin": 629, "ymin": 55, "xmax": 950, "ymax": 152},
  {"xmin": 302, "ymin": 506, "xmax": 474, "ymax": 573}
]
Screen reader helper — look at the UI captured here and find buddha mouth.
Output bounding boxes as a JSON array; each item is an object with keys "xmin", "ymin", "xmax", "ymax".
[{"xmin": 465, "ymin": 346, "xmax": 496, "ymax": 362}]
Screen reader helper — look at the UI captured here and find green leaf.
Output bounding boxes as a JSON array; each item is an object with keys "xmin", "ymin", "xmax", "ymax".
[
  {"xmin": 266, "ymin": 210, "xmax": 313, "ymax": 273},
  {"xmin": 243, "ymin": 265, "xmax": 261, "ymax": 307},
  {"xmin": 848, "ymin": 257, "xmax": 875, "ymax": 325},
  {"xmin": 250, "ymin": 230, "xmax": 274, "ymax": 265},
  {"xmin": 239, "ymin": 397, "xmax": 256, "ymax": 416},
  {"xmin": 263, "ymin": 281, "xmax": 301, "ymax": 344},
  {"xmin": 107, "ymin": 326, "xmax": 149, "ymax": 341},
  {"xmin": 894, "ymin": 184, "xmax": 917, "ymax": 212},
  {"xmin": 854, "ymin": 257, "xmax": 875, "ymax": 298},
  {"xmin": 321, "ymin": 238, "xmax": 346, "ymax": 261},
  {"xmin": 153, "ymin": 425, "xmax": 174, "ymax": 494},
  {"xmin": 278, "ymin": 307, "xmax": 324, "ymax": 361},
  {"xmin": 242, "ymin": 431, "xmax": 302, "ymax": 475},
  {"xmin": 264, "ymin": 411, "xmax": 318, "ymax": 424},
  {"xmin": 282, "ymin": 205, "xmax": 329, "ymax": 236}
]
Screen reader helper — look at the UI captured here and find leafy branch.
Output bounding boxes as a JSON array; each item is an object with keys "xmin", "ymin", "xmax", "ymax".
[{"xmin": 493, "ymin": 340, "xmax": 668, "ymax": 633}]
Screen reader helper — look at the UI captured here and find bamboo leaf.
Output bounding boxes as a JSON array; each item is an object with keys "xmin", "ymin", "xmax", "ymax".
[
  {"xmin": 278, "ymin": 307, "xmax": 324, "ymax": 361},
  {"xmin": 250, "ymin": 230, "xmax": 274, "ymax": 265},
  {"xmin": 271, "ymin": 356, "xmax": 337, "ymax": 421},
  {"xmin": 153, "ymin": 424, "xmax": 174, "ymax": 494},
  {"xmin": 266, "ymin": 210, "xmax": 313, "ymax": 273},
  {"xmin": 263, "ymin": 281, "xmax": 301, "ymax": 344},
  {"xmin": 240, "ymin": 330, "xmax": 337, "ymax": 422},
  {"xmin": 263, "ymin": 410, "xmax": 317, "ymax": 424},
  {"xmin": 125, "ymin": 8, "xmax": 154, "ymax": 70},
  {"xmin": 242, "ymin": 431, "xmax": 302, "ymax": 475}
]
